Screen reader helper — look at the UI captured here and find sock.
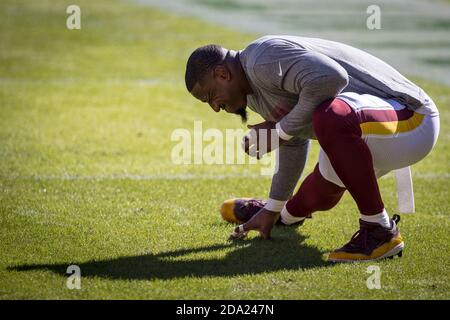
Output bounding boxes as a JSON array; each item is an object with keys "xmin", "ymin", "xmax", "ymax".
[
  {"xmin": 280, "ymin": 206, "xmax": 305, "ymax": 225},
  {"xmin": 360, "ymin": 209, "xmax": 390, "ymax": 228}
]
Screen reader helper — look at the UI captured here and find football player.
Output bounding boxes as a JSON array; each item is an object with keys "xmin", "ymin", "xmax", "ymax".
[{"xmin": 184, "ymin": 36, "xmax": 439, "ymax": 262}]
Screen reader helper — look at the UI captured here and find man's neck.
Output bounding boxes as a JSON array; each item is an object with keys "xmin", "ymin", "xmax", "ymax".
[{"xmin": 228, "ymin": 50, "xmax": 253, "ymax": 95}]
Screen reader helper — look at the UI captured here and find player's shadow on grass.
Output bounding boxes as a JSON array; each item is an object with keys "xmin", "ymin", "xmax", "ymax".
[{"xmin": 9, "ymin": 226, "xmax": 331, "ymax": 280}]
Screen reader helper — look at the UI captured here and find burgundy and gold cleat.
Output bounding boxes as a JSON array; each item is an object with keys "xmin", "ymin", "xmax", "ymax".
[
  {"xmin": 220, "ymin": 198, "xmax": 266, "ymax": 224},
  {"xmin": 328, "ymin": 214, "xmax": 404, "ymax": 262}
]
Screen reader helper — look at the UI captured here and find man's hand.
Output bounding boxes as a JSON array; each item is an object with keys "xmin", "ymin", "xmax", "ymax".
[
  {"xmin": 229, "ymin": 208, "xmax": 280, "ymax": 240},
  {"xmin": 242, "ymin": 121, "xmax": 287, "ymax": 159}
]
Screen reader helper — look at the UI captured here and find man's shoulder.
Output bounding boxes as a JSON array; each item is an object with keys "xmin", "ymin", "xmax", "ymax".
[
  {"xmin": 245, "ymin": 35, "xmax": 281, "ymax": 50},
  {"xmin": 240, "ymin": 35, "xmax": 311, "ymax": 90},
  {"xmin": 241, "ymin": 35, "xmax": 304, "ymax": 67}
]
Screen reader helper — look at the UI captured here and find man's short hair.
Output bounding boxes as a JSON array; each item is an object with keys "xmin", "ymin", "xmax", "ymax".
[{"xmin": 185, "ymin": 44, "xmax": 226, "ymax": 92}]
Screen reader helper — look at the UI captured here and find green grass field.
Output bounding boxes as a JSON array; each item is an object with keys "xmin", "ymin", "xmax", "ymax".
[{"xmin": 0, "ymin": 0, "xmax": 449, "ymax": 299}]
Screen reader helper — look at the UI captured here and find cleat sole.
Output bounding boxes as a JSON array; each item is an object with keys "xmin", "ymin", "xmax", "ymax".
[
  {"xmin": 378, "ymin": 242, "xmax": 404, "ymax": 261},
  {"xmin": 328, "ymin": 242, "xmax": 404, "ymax": 263}
]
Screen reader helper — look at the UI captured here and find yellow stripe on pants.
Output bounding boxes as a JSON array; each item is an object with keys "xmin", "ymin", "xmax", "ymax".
[{"xmin": 360, "ymin": 113, "xmax": 425, "ymax": 135}]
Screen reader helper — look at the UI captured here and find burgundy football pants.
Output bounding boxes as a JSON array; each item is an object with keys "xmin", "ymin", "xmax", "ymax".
[{"xmin": 286, "ymin": 98, "xmax": 384, "ymax": 217}]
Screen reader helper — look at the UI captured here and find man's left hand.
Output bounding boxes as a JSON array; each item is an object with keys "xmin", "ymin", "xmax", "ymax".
[{"xmin": 229, "ymin": 208, "xmax": 280, "ymax": 240}]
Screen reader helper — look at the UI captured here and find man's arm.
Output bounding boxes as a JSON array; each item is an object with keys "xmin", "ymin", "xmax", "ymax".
[
  {"xmin": 275, "ymin": 51, "xmax": 349, "ymax": 140},
  {"xmin": 264, "ymin": 136, "xmax": 310, "ymax": 212}
]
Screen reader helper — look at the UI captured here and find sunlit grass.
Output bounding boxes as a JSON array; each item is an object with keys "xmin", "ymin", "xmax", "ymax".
[{"xmin": 0, "ymin": 0, "xmax": 449, "ymax": 299}]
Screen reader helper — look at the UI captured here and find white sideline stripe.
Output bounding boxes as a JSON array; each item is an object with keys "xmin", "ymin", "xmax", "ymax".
[
  {"xmin": 1, "ymin": 172, "xmax": 448, "ymax": 181},
  {"xmin": 384, "ymin": 172, "xmax": 450, "ymax": 180},
  {"xmin": 3, "ymin": 173, "xmax": 271, "ymax": 181}
]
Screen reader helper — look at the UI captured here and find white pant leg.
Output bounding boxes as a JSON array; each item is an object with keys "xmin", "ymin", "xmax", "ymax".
[
  {"xmin": 364, "ymin": 114, "xmax": 439, "ymax": 172},
  {"xmin": 318, "ymin": 93, "xmax": 440, "ymax": 186}
]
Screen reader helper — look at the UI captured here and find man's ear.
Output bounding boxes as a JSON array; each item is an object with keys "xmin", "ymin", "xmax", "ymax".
[{"xmin": 213, "ymin": 65, "xmax": 231, "ymax": 81}]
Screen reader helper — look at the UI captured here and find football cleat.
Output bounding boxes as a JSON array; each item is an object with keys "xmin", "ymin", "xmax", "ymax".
[
  {"xmin": 220, "ymin": 198, "xmax": 305, "ymax": 227},
  {"xmin": 220, "ymin": 198, "xmax": 266, "ymax": 224},
  {"xmin": 328, "ymin": 214, "xmax": 404, "ymax": 262}
]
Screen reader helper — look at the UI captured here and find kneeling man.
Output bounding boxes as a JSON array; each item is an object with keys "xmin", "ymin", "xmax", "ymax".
[{"xmin": 184, "ymin": 35, "xmax": 440, "ymax": 262}]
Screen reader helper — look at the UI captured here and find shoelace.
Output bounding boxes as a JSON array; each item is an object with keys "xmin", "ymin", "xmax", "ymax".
[
  {"xmin": 242, "ymin": 199, "xmax": 263, "ymax": 213},
  {"xmin": 345, "ymin": 215, "xmax": 400, "ymax": 252},
  {"xmin": 349, "ymin": 225, "xmax": 369, "ymax": 249},
  {"xmin": 246, "ymin": 199, "xmax": 263, "ymax": 207}
]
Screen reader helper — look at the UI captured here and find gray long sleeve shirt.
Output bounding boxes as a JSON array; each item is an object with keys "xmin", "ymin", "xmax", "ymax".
[{"xmin": 238, "ymin": 35, "xmax": 430, "ymax": 211}]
